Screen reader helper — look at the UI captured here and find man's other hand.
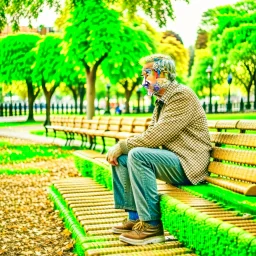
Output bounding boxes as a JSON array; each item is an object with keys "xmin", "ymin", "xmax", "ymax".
[{"xmin": 106, "ymin": 144, "xmax": 122, "ymax": 166}]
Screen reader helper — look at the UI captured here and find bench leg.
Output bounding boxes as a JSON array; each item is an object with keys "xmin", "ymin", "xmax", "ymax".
[
  {"xmin": 53, "ymin": 130, "xmax": 57, "ymax": 138},
  {"xmin": 80, "ymin": 134, "xmax": 84, "ymax": 147},
  {"xmin": 88, "ymin": 136, "xmax": 93, "ymax": 149},
  {"xmin": 68, "ymin": 132, "xmax": 74, "ymax": 146},
  {"xmin": 64, "ymin": 132, "xmax": 69, "ymax": 146},
  {"xmin": 45, "ymin": 127, "xmax": 48, "ymax": 137},
  {"xmin": 101, "ymin": 137, "xmax": 106, "ymax": 154},
  {"xmin": 92, "ymin": 136, "xmax": 97, "ymax": 150}
]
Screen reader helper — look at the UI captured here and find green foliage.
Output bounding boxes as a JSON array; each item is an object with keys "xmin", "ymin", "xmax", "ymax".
[
  {"xmin": 198, "ymin": 0, "xmax": 256, "ymax": 105},
  {"xmin": 1, "ymin": 0, "xmax": 189, "ymax": 32},
  {"xmin": 189, "ymin": 49, "xmax": 213, "ymax": 97},
  {"xmin": 181, "ymin": 184, "xmax": 256, "ymax": 215},
  {"xmin": 158, "ymin": 33, "xmax": 189, "ymax": 82},
  {"xmin": 64, "ymin": 0, "xmax": 121, "ymax": 65},
  {"xmin": 0, "ymin": 143, "xmax": 72, "ymax": 164},
  {"xmin": 101, "ymin": 25, "xmax": 154, "ymax": 85},
  {"xmin": 0, "ymin": 34, "xmax": 40, "ymax": 84},
  {"xmin": 32, "ymin": 35, "xmax": 64, "ymax": 85},
  {"xmin": 161, "ymin": 195, "xmax": 255, "ymax": 256},
  {"xmin": 0, "ymin": 168, "xmax": 49, "ymax": 175}
]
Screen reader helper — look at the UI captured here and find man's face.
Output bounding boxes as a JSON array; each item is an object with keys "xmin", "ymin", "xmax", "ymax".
[{"xmin": 141, "ymin": 62, "xmax": 157, "ymax": 95}]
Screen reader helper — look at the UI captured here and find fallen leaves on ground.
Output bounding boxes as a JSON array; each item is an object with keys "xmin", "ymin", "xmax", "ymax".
[{"xmin": 0, "ymin": 137, "xmax": 81, "ymax": 256}]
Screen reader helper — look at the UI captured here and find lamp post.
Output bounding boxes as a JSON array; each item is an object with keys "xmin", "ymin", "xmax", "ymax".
[
  {"xmin": 136, "ymin": 87, "xmax": 141, "ymax": 114},
  {"xmin": 227, "ymin": 73, "xmax": 232, "ymax": 112},
  {"xmin": 206, "ymin": 65, "xmax": 213, "ymax": 113},
  {"xmin": 105, "ymin": 83, "xmax": 111, "ymax": 114}
]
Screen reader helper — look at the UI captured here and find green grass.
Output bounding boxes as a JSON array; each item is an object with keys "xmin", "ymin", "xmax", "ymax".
[
  {"xmin": 0, "ymin": 168, "xmax": 49, "ymax": 175},
  {"xmin": 0, "ymin": 121, "xmax": 43, "ymax": 127},
  {"xmin": 0, "ymin": 140, "xmax": 80, "ymax": 164}
]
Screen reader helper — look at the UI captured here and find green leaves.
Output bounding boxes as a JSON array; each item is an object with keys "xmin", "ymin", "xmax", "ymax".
[
  {"xmin": 0, "ymin": 34, "xmax": 40, "ymax": 83},
  {"xmin": 32, "ymin": 35, "xmax": 64, "ymax": 85}
]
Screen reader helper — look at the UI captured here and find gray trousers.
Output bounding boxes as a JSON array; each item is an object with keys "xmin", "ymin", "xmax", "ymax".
[{"xmin": 112, "ymin": 147, "xmax": 191, "ymax": 221}]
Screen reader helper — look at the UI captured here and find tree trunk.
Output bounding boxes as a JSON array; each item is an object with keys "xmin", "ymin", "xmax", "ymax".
[
  {"xmin": 26, "ymin": 81, "xmax": 40, "ymax": 122},
  {"xmin": 246, "ymin": 89, "xmax": 251, "ymax": 110},
  {"xmin": 79, "ymin": 84, "xmax": 86, "ymax": 115},
  {"xmin": 86, "ymin": 71, "xmax": 96, "ymax": 119},
  {"xmin": 45, "ymin": 92, "xmax": 51, "ymax": 126},
  {"xmin": 124, "ymin": 88, "xmax": 132, "ymax": 114},
  {"xmin": 69, "ymin": 86, "xmax": 78, "ymax": 114},
  {"xmin": 42, "ymin": 81, "xmax": 58, "ymax": 126},
  {"xmin": 82, "ymin": 53, "xmax": 107, "ymax": 119}
]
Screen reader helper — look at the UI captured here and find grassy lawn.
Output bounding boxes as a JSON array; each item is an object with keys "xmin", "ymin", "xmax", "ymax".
[
  {"xmin": 0, "ymin": 139, "xmax": 80, "ymax": 165},
  {"xmin": 0, "ymin": 121, "xmax": 44, "ymax": 127}
]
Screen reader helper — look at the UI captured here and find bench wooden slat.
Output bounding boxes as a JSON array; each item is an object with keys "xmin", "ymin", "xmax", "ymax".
[
  {"xmin": 205, "ymin": 176, "xmax": 256, "ymax": 196},
  {"xmin": 215, "ymin": 120, "xmax": 239, "ymax": 130},
  {"xmin": 211, "ymin": 147, "xmax": 256, "ymax": 165},
  {"xmin": 236, "ymin": 120, "xmax": 256, "ymax": 131},
  {"xmin": 210, "ymin": 132, "xmax": 256, "ymax": 147},
  {"xmin": 207, "ymin": 120, "xmax": 218, "ymax": 129},
  {"xmin": 208, "ymin": 162, "xmax": 256, "ymax": 183}
]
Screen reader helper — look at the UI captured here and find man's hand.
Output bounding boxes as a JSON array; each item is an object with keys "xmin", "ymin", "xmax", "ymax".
[{"xmin": 106, "ymin": 144, "xmax": 122, "ymax": 166}]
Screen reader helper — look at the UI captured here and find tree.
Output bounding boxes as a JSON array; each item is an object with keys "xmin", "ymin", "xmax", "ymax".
[
  {"xmin": 189, "ymin": 49, "xmax": 213, "ymax": 97},
  {"xmin": 187, "ymin": 46, "xmax": 195, "ymax": 77},
  {"xmin": 217, "ymin": 24, "xmax": 256, "ymax": 109},
  {"xmin": 64, "ymin": 0, "xmax": 156, "ymax": 119},
  {"xmin": 32, "ymin": 35, "xmax": 64, "ymax": 125},
  {"xmin": 1, "ymin": 0, "xmax": 190, "ymax": 31},
  {"xmin": 102, "ymin": 24, "xmax": 155, "ymax": 113},
  {"xmin": 158, "ymin": 33, "xmax": 189, "ymax": 83},
  {"xmin": 162, "ymin": 30, "xmax": 183, "ymax": 45},
  {"xmin": 61, "ymin": 62, "xmax": 86, "ymax": 114},
  {"xmin": 0, "ymin": 34, "xmax": 41, "ymax": 121},
  {"xmin": 195, "ymin": 29, "xmax": 208, "ymax": 49},
  {"xmin": 200, "ymin": 0, "xmax": 256, "ymax": 108}
]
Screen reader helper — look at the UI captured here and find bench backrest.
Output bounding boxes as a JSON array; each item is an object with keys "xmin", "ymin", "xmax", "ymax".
[
  {"xmin": 208, "ymin": 120, "xmax": 256, "ymax": 133},
  {"xmin": 74, "ymin": 117, "xmax": 85, "ymax": 128},
  {"xmin": 66, "ymin": 116, "xmax": 76, "ymax": 127},
  {"xmin": 208, "ymin": 131, "xmax": 256, "ymax": 195},
  {"xmin": 96, "ymin": 116, "xmax": 111, "ymax": 131},
  {"xmin": 50, "ymin": 116, "xmax": 62, "ymax": 126},
  {"xmin": 119, "ymin": 118, "xmax": 135, "ymax": 133},
  {"xmin": 107, "ymin": 117, "xmax": 123, "ymax": 132},
  {"xmin": 81, "ymin": 116, "xmax": 100, "ymax": 129},
  {"xmin": 132, "ymin": 118, "xmax": 152, "ymax": 134}
]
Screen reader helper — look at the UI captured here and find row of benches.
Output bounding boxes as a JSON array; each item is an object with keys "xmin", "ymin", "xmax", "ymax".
[{"xmin": 45, "ymin": 116, "xmax": 151, "ymax": 152}]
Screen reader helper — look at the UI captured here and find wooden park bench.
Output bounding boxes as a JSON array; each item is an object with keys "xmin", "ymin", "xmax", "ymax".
[{"xmin": 49, "ymin": 119, "xmax": 256, "ymax": 255}]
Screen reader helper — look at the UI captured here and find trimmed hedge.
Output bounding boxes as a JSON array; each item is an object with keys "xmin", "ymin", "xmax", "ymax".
[
  {"xmin": 161, "ymin": 195, "xmax": 256, "ymax": 256},
  {"xmin": 181, "ymin": 184, "xmax": 256, "ymax": 215}
]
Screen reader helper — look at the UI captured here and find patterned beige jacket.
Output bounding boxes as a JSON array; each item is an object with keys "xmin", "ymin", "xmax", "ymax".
[{"xmin": 119, "ymin": 80, "xmax": 212, "ymax": 185}]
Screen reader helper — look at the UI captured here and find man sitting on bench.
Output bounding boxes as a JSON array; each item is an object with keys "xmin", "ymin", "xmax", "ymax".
[{"xmin": 106, "ymin": 54, "xmax": 212, "ymax": 246}]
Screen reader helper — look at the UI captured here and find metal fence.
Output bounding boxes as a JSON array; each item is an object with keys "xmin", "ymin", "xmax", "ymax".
[{"xmin": 0, "ymin": 101, "xmax": 255, "ymax": 117}]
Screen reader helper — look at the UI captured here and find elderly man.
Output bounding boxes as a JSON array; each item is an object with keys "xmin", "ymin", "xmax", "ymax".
[{"xmin": 106, "ymin": 54, "xmax": 212, "ymax": 246}]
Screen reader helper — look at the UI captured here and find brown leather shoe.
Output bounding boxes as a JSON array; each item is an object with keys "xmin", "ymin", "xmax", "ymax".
[
  {"xmin": 119, "ymin": 221, "xmax": 165, "ymax": 245},
  {"xmin": 112, "ymin": 218, "xmax": 139, "ymax": 234}
]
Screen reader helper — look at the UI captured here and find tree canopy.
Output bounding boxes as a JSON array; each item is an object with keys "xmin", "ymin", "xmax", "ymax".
[
  {"xmin": 32, "ymin": 35, "xmax": 64, "ymax": 124},
  {"xmin": 0, "ymin": 34, "xmax": 41, "ymax": 121},
  {"xmin": 0, "ymin": 0, "xmax": 190, "ymax": 32}
]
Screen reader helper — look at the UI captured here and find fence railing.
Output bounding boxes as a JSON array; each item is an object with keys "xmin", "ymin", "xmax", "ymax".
[{"xmin": 0, "ymin": 101, "xmax": 255, "ymax": 117}]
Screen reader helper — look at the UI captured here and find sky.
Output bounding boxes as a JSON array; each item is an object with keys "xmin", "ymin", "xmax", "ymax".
[{"xmin": 20, "ymin": 0, "xmax": 241, "ymax": 47}]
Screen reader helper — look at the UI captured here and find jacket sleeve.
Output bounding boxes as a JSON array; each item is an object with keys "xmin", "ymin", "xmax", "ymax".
[{"xmin": 119, "ymin": 90, "xmax": 195, "ymax": 154}]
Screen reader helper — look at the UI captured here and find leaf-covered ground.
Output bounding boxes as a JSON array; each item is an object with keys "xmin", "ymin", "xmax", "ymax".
[{"xmin": 0, "ymin": 137, "xmax": 79, "ymax": 255}]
